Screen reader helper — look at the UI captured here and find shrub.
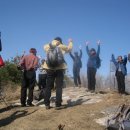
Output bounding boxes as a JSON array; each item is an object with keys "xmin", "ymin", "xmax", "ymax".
[{"xmin": 0, "ymin": 56, "xmax": 22, "ymax": 86}]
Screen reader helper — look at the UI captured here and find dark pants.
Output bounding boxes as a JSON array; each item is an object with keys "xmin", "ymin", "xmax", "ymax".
[
  {"xmin": 21, "ymin": 70, "xmax": 36, "ymax": 105},
  {"xmin": 44, "ymin": 69, "xmax": 64, "ymax": 106},
  {"xmin": 73, "ymin": 67, "xmax": 81, "ymax": 86},
  {"xmin": 116, "ymin": 71, "xmax": 125, "ymax": 94},
  {"xmin": 38, "ymin": 74, "xmax": 47, "ymax": 90},
  {"xmin": 87, "ymin": 67, "xmax": 96, "ymax": 91}
]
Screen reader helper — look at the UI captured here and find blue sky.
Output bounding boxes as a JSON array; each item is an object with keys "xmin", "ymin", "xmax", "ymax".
[{"xmin": 0, "ymin": 0, "xmax": 130, "ymax": 76}]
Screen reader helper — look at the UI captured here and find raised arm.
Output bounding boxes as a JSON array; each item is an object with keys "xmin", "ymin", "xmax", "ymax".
[
  {"xmin": 79, "ymin": 49, "xmax": 82, "ymax": 59},
  {"xmin": 97, "ymin": 45, "xmax": 100, "ymax": 56},
  {"xmin": 96, "ymin": 40, "xmax": 101, "ymax": 56},
  {"xmin": 86, "ymin": 41, "xmax": 90, "ymax": 56},
  {"xmin": 59, "ymin": 39, "xmax": 73, "ymax": 53},
  {"xmin": 111, "ymin": 54, "xmax": 118, "ymax": 66},
  {"xmin": 123, "ymin": 55, "xmax": 127, "ymax": 66},
  {"xmin": 69, "ymin": 52, "xmax": 75, "ymax": 60},
  {"xmin": 86, "ymin": 45, "xmax": 90, "ymax": 56}
]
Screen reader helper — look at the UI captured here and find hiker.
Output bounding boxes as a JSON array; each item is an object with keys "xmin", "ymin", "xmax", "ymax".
[
  {"xmin": 36, "ymin": 59, "xmax": 47, "ymax": 101},
  {"xmin": 111, "ymin": 54, "xmax": 127, "ymax": 94},
  {"xmin": 86, "ymin": 40, "xmax": 101, "ymax": 92},
  {"xmin": 42, "ymin": 37, "xmax": 73, "ymax": 110},
  {"xmin": 19, "ymin": 48, "xmax": 39, "ymax": 107},
  {"xmin": 38, "ymin": 59, "xmax": 47, "ymax": 90},
  {"xmin": 69, "ymin": 46, "xmax": 82, "ymax": 87}
]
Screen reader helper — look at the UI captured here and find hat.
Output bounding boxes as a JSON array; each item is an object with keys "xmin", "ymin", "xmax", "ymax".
[{"xmin": 54, "ymin": 37, "xmax": 62, "ymax": 44}]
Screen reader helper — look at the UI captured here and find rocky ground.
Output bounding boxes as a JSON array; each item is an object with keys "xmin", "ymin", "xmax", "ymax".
[{"xmin": 0, "ymin": 87, "xmax": 130, "ymax": 130}]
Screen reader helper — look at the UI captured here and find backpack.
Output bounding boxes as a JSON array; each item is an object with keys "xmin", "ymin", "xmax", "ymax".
[
  {"xmin": 96, "ymin": 56, "xmax": 101, "ymax": 69},
  {"xmin": 0, "ymin": 55, "xmax": 5, "ymax": 67},
  {"xmin": 107, "ymin": 104, "xmax": 130, "ymax": 130},
  {"xmin": 46, "ymin": 43, "xmax": 65, "ymax": 68}
]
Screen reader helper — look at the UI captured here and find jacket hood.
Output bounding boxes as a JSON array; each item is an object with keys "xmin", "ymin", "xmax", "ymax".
[{"xmin": 51, "ymin": 40, "xmax": 62, "ymax": 47}]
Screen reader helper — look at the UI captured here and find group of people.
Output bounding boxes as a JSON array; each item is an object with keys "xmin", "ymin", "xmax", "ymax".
[{"xmin": 11, "ymin": 37, "xmax": 130, "ymax": 109}]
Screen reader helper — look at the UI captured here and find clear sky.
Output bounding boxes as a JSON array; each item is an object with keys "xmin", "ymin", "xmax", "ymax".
[{"xmin": 0, "ymin": 0, "xmax": 130, "ymax": 77}]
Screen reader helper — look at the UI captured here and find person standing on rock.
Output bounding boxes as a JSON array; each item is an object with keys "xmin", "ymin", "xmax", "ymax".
[
  {"xmin": 86, "ymin": 40, "xmax": 101, "ymax": 93},
  {"xmin": 36, "ymin": 59, "xmax": 47, "ymax": 101},
  {"xmin": 38, "ymin": 59, "xmax": 47, "ymax": 90},
  {"xmin": 69, "ymin": 46, "xmax": 82, "ymax": 87},
  {"xmin": 111, "ymin": 54, "xmax": 127, "ymax": 94},
  {"xmin": 19, "ymin": 48, "xmax": 39, "ymax": 107},
  {"xmin": 42, "ymin": 37, "xmax": 73, "ymax": 110}
]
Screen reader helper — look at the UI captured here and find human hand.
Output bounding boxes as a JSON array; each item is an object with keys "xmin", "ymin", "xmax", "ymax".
[
  {"xmin": 86, "ymin": 41, "xmax": 90, "ymax": 46},
  {"xmin": 112, "ymin": 54, "xmax": 114, "ymax": 57},
  {"xmin": 79, "ymin": 45, "xmax": 82, "ymax": 50},
  {"xmin": 68, "ymin": 38, "xmax": 73, "ymax": 43},
  {"xmin": 97, "ymin": 40, "xmax": 101, "ymax": 45}
]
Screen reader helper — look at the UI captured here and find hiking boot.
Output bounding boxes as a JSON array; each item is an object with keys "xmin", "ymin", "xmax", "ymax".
[
  {"xmin": 27, "ymin": 103, "xmax": 35, "ymax": 107},
  {"xmin": 123, "ymin": 92, "xmax": 129, "ymax": 95},
  {"xmin": 21, "ymin": 104, "xmax": 26, "ymax": 107},
  {"xmin": 90, "ymin": 90, "xmax": 95, "ymax": 93},
  {"xmin": 45, "ymin": 105, "xmax": 50, "ymax": 110},
  {"xmin": 55, "ymin": 105, "xmax": 66, "ymax": 110}
]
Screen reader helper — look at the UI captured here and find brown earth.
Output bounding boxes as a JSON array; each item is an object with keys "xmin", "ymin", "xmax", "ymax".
[{"xmin": 0, "ymin": 87, "xmax": 130, "ymax": 130}]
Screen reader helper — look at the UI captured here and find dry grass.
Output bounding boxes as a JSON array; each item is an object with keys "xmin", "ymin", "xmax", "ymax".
[
  {"xmin": 0, "ymin": 87, "xmax": 130, "ymax": 130},
  {"xmin": 1, "ymin": 84, "xmax": 20, "ymax": 101}
]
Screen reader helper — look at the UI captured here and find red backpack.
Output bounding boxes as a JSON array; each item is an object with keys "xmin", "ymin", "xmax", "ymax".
[{"xmin": 0, "ymin": 55, "xmax": 5, "ymax": 67}]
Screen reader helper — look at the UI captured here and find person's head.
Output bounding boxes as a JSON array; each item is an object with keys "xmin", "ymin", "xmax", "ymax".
[
  {"xmin": 54, "ymin": 37, "xmax": 62, "ymax": 45},
  {"xmin": 90, "ymin": 48, "xmax": 96, "ymax": 56},
  {"xmin": 117, "ymin": 56, "xmax": 123, "ymax": 63},
  {"xmin": 41, "ymin": 59, "xmax": 45, "ymax": 64},
  {"xmin": 74, "ymin": 51, "xmax": 78, "ymax": 57},
  {"xmin": 29, "ymin": 48, "xmax": 37, "ymax": 55}
]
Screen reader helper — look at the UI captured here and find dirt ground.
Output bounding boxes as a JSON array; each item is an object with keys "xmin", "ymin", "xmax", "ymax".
[{"xmin": 0, "ymin": 87, "xmax": 130, "ymax": 130}]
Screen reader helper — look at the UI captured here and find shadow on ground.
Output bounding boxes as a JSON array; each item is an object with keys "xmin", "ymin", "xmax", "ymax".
[{"xmin": 0, "ymin": 109, "xmax": 37, "ymax": 127}]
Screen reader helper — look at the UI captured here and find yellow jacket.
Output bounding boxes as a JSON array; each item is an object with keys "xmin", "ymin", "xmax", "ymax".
[{"xmin": 42, "ymin": 39, "xmax": 73, "ymax": 70}]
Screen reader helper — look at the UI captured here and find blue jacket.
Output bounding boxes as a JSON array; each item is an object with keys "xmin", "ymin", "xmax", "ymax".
[
  {"xmin": 86, "ymin": 45, "xmax": 100, "ymax": 69},
  {"xmin": 111, "ymin": 55, "xmax": 127, "ymax": 76}
]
